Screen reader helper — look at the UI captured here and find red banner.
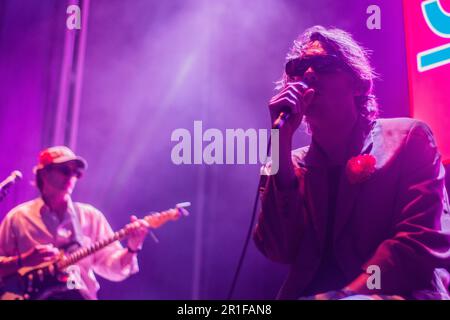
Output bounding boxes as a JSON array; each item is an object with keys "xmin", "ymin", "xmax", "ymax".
[{"xmin": 403, "ymin": 0, "xmax": 450, "ymax": 160}]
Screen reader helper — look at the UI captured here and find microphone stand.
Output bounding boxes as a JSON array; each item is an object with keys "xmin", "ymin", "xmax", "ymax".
[
  {"xmin": 0, "ymin": 171, "xmax": 22, "ymax": 202},
  {"xmin": 0, "ymin": 189, "xmax": 10, "ymax": 202}
]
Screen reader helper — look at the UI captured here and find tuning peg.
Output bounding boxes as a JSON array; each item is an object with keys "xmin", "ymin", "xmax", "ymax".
[
  {"xmin": 176, "ymin": 202, "xmax": 191, "ymax": 208},
  {"xmin": 175, "ymin": 202, "xmax": 190, "ymax": 217}
]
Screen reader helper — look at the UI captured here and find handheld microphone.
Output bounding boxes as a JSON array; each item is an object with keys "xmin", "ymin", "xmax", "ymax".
[
  {"xmin": 272, "ymin": 111, "xmax": 290, "ymax": 129},
  {"xmin": 0, "ymin": 170, "xmax": 23, "ymax": 201},
  {"xmin": 272, "ymin": 81, "xmax": 309, "ymax": 129}
]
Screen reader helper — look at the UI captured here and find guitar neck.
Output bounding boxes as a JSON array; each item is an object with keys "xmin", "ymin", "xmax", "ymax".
[
  {"xmin": 55, "ymin": 204, "xmax": 189, "ymax": 270},
  {"xmin": 57, "ymin": 227, "xmax": 130, "ymax": 269}
]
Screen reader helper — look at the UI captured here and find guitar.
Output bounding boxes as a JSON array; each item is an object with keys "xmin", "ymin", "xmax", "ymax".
[{"xmin": 1, "ymin": 202, "xmax": 190, "ymax": 300}]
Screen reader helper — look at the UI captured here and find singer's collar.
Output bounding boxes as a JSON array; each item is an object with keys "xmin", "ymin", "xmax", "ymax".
[{"xmin": 304, "ymin": 116, "xmax": 375, "ymax": 168}]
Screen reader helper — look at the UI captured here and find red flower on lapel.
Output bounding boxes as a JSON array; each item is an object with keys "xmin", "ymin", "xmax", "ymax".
[
  {"xmin": 294, "ymin": 166, "xmax": 307, "ymax": 179},
  {"xmin": 346, "ymin": 154, "xmax": 376, "ymax": 184},
  {"xmin": 294, "ymin": 166, "xmax": 307, "ymax": 194}
]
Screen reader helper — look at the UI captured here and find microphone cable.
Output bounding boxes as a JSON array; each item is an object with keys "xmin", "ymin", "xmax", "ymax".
[{"xmin": 227, "ymin": 133, "xmax": 273, "ymax": 299}]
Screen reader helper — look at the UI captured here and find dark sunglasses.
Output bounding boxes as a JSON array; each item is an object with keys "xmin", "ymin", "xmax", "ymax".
[
  {"xmin": 285, "ymin": 54, "xmax": 346, "ymax": 78},
  {"xmin": 46, "ymin": 164, "xmax": 83, "ymax": 178}
]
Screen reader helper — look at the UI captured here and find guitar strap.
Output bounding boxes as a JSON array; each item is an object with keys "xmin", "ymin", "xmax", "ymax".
[{"xmin": 64, "ymin": 201, "xmax": 84, "ymax": 252}]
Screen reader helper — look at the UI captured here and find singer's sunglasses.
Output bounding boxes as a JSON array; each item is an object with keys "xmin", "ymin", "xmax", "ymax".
[
  {"xmin": 45, "ymin": 163, "xmax": 83, "ymax": 178},
  {"xmin": 285, "ymin": 54, "xmax": 348, "ymax": 78}
]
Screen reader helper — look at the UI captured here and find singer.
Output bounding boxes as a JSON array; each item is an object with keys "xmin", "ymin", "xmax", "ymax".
[
  {"xmin": 253, "ymin": 26, "xmax": 450, "ymax": 300},
  {"xmin": 0, "ymin": 146, "xmax": 149, "ymax": 299}
]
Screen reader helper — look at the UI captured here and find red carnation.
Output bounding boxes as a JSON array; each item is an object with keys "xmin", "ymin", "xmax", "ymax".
[
  {"xmin": 294, "ymin": 167, "xmax": 307, "ymax": 179},
  {"xmin": 294, "ymin": 167, "xmax": 307, "ymax": 194},
  {"xmin": 346, "ymin": 154, "xmax": 376, "ymax": 184}
]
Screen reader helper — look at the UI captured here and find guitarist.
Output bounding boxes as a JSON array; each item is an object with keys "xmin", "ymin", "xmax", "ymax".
[{"xmin": 0, "ymin": 146, "xmax": 149, "ymax": 299}]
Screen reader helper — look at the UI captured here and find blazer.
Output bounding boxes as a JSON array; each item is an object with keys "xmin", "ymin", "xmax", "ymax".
[{"xmin": 254, "ymin": 117, "xmax": 450, "ymax": 299}]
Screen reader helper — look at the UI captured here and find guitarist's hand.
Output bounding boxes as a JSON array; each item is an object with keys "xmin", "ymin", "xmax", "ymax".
[
  {"xmin": 126, "ymin": 215, "xmax": 150, "ymax": 252},
  {"xmin": 22, "ymin": 244, "xmax": 59, "ymax": 267}
]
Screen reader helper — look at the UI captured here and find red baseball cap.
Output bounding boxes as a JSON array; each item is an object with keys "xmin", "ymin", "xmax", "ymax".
[{"xmin": 34, "ymin": 146, "xmax": 87, "ymax": 173}]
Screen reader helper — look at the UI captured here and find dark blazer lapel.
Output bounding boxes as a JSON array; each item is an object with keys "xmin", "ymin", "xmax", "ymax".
[
  {"xmin": 333, "ymin": 119, "xmax": 376, "ymax": 242},
  {"xmin": 303, "ymin": 141, "xmax": 331, "ymax": 250},
  {"xmin": 304, "ymin": 167, "xmax": 328, "ymax": 250},
  {"xmin": 333, "ymin": 167, "xmax": 362, "ymax": 242}
]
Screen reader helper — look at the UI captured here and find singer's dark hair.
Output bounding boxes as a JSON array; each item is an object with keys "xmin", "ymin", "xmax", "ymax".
[{"xmin": 277, "ymin": 25, "xmax": 379, "ymax": 121}]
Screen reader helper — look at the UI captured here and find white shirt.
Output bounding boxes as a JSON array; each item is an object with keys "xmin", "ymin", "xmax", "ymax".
[{"xmin": 0, "ymin": 198, "xmax": 139, "ymax": 299}]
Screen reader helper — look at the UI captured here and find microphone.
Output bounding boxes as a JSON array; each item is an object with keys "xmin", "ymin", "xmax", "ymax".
[
  {"xmin": 272, "ymin": 111, "xmax": 290, "ymax": 129},
  {"xmin": 272, "ymin": 81, "xmax": 309, "ymax": 129},
  {"xmin": 0, "ymin": 170, "xmax": 23, "ymax": 201}
]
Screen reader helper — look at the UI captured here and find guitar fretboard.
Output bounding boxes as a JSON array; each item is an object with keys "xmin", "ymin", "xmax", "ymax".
[
  {"xmin": 54, "ymin": 206, "xmax": 187, "ymax": 270},
  {"xmin": 57, "ymin": 228, "xmax": 131, "ymax": 269},
  {"xmin": 53, "ymin": 206, "xmax": 188, "ymax": 270}
]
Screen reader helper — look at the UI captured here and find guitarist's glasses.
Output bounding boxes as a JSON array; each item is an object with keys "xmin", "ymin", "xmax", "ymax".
[{"xmin": 45, "ymin": 164, "xmax": 83, "ymax": 178}]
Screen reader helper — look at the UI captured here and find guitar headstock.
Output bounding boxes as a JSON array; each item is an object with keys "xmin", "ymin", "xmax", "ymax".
[{"xmin": 143, "ymin": 202, "xmax": 190, "ymax": 228}]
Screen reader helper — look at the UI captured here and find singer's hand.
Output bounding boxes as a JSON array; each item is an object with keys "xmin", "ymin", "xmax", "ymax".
[{"xmin": 268, "ymin": 82, "xmax": 314, "ymax": 136}]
